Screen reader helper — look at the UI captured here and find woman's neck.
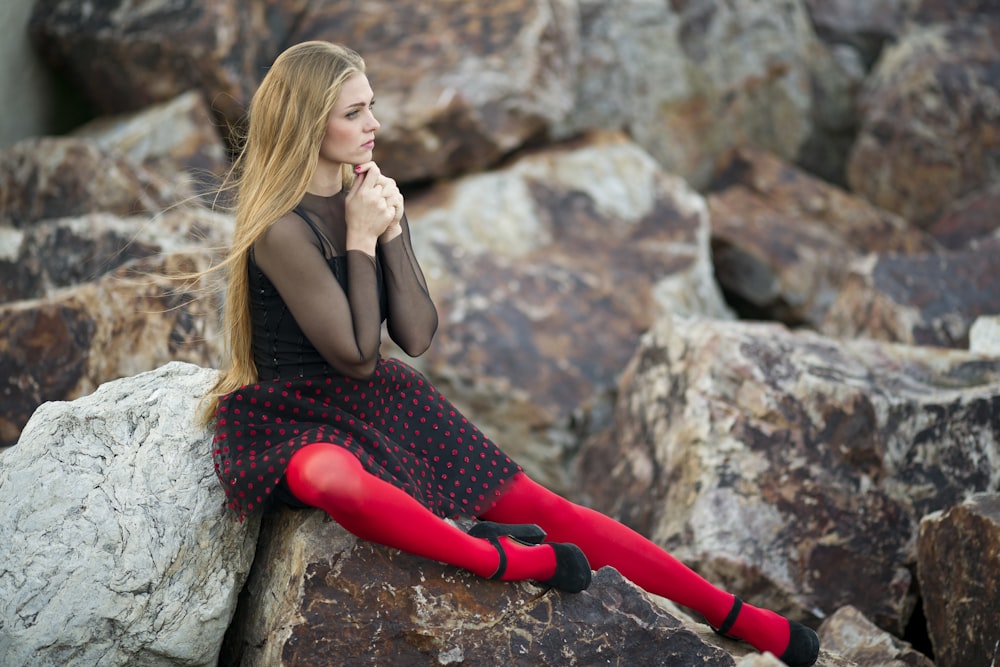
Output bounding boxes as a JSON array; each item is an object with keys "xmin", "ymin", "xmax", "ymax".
[{"xmin": 307, "ymin": 165, "xmax": 344, "ymax": 197}]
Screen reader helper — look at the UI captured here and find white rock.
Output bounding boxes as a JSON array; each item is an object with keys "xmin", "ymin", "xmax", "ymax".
[
  {"xmin": 0, "ymin": 362, "xmax": 259, "ymax": 667},
  {"xmin": 970, "ymin": 315, "xmax": 1000, "ymax": 356}
]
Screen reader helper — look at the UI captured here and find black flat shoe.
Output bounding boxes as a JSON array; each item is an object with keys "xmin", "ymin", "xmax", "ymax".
[
  {"xmin": 712, "ymin": 598, "xmax": 820, "ymax": 667},
  {"xmin": 467, "ymin": 521, "xmax": 547, "ymax": 545}
]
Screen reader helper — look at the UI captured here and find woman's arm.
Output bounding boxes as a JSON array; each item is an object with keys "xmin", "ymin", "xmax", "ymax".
[
  {"xmin": 254, "ymin": 213, "xmax": 384, "ymax": 378},
  {"xmin": 379, "ymin": 212, "xmax": 438, "ymax": 355}
]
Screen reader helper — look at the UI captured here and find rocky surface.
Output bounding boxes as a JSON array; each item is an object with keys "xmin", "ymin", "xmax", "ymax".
[
  {"xmin": 821, "ymin": 236, "xmax": 1000, "ymax": 348},
  {"xmin": 0, "ymin": 362, "xmax": 259, "ymax": 667},
  {"xmin": 0, "ymin": 250, "xmax": 224, "ymax": 447},
  {"xmin": 3, "ymin": 0, "xmax": 1000, "ymax": 665},
  {"xmin": 404, "ymin": 130, "xmax": 732, "ymax": 489},
  {"xmin": 707, "ymin": 147, "xmax": 939, "ymax": 327},
  {"xmin": 576, "ymin": 314, "xmax": 1000, "ymax": 635},
  {"xmin": 846, "ymin": 20, "xmax": 1000, "ymax": 225},
  {"xmin": 225, "ymin": 508, "xmax": 736, "ymax": 667},
  {"xmin": 917, "ymin": 493, "xmax": 1000, "ymax": 667},
  {"xmin": 818, "ymin": 606, "xmax": 934, "ymax": 667}
]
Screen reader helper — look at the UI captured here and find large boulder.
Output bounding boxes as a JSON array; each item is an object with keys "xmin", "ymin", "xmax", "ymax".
[
  {"xmin": 223, "ymin": 509, "xmax": 740, "ymax": 667},
  {"xmin": 29, "ymin": 0, "xmax": 581, "ymax": 185},
  {"xmin": 558, "ymin": 0, "xmax": 827, "ymax": 189},
  {"xmin": 403, "ymin": 131, "xmax": 732, "ymax": 492},
  {"xmin": 0, "ymin": 362, "xmax": 259, "ymax": 667},
  {"xmin": 820, "ymin": 236, "xmax": 1000, "ymax": 348},
  {"xmin": 576, "ymin": 313, "xmax": 1000, "ymax": 636},
  {"xmin": 817, "ymin": 606, "xmax": 933, "ymax": 667}
]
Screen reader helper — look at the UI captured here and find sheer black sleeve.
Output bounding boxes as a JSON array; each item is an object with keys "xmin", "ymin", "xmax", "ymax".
[
  {"xmin": 252, "ymin": 212, "xmax": 384, "ymax": 378},
  {"xmin": 378, "ymin": 212, "xmax": 438, "ymax": 355}
]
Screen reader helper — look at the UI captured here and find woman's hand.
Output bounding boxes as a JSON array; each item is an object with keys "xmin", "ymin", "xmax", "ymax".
[
  {"xmin": 345, "ymin": 161, "xmax": 396, "ymax": 254},
  {"xmin": 354, "ymin": 161, "xmax": 405, "ymax": 243}
]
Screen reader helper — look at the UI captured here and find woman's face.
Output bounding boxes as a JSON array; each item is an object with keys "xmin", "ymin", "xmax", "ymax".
[{"xmin": 318, "ymin": 73, "xmax": 380, "ymax": 168}]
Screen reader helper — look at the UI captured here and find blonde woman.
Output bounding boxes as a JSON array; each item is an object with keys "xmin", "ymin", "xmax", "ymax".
[{"xmin": 204, "ymin": 41, "xmax": 819, "ymax": 667}]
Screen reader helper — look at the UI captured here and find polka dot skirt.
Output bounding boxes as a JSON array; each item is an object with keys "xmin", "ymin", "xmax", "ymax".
[{"xmin": 211, "ymin": 358, "xmax": 522, "ymax": 522}]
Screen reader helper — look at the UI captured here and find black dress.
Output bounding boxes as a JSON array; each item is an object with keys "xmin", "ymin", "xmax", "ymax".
[{"xmin": 211, "ymin": 192, "xmax": 522, "ymax": 521}]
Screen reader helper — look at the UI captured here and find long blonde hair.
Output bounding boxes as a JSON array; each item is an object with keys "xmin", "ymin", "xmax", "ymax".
[{"xmin": 197, "ymin": 41, "xmax": 365, "ymax": 425}]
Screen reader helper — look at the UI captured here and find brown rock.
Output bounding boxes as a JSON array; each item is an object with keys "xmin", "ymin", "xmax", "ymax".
[
  {"xmin": 559, "ymin": 0, "xmax": 822, "ymax": 189},
  {"xmin": 402, "ymin": 132, "xmax": 731, "ymax": 491},
  {"xmin": 925, "ymin": 180, "xmax": 1000, "ymax": 250},
  {"xmin": 818, "ymin": 605, "xmax": 934, "ymax": 666},
  {"xmin": 287, "ymin": 0, "xmax": 580, "ymax": 183},
  {"xmin": 28, "ymin": 0, "xmax": 269, "ymax": 126},
  {"xmin": 821, "ymin": 236, "xmax": 1000, "ymax": 348},
  {"xmin": 223, "ymin": 508, "xmax": 736, "ymax": 667},
  {"xmin": 576, "ymin": 314, "xmax": 1000, "ymax": 633},
  {"xmin": 0, "ymin": 214, "xmax": 163, "ymax": 304},
  {"xmin": 70, "ymin": 90, "xmax": 231, "ymax": 200},
  {"xmin": 0, "ymin": 251, "xmax": 222, "ymax": 447},
  {"xmin": 846, "ymin": 22, "xmax": 1000, "ymax": 225},
  {"xmin": 30, "ymin": 0, "xmax": 580, "ymax": 185},
  {"xmin": 0, "ymin": 137, "xmax": 180, "ymax": 228},
  {"xmin": 917, "ymin": 493, "xmax": 1000, "ymax": 667},
  {"xmin": 708, "ymin": 148, "xmax": 939, "ymax": 327},
  {"xmin": 0, "ymin": 207, "xmax": 233, "ymax": 304}
]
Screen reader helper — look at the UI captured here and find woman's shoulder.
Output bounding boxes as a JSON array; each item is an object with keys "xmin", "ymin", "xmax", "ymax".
[{"xmin": 258, "ymin": 210, "xmax": 322, "ymax": 249}]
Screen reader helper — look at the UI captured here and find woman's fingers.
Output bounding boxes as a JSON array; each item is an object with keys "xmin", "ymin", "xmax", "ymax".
[
  {"xmin": 346, "ymin": 161, "xmax": 402, "ymax": 230},
  {"xmin": 353, "ymin": 161, "xmax": 380, "ymax": 187}
]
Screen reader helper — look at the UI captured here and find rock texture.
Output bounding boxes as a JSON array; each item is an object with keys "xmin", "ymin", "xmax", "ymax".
[
  {"xmin": 560, "ymin": 0, "xmax": 827, "ymax": 189},
  {"xmin": 0, "ymin": 362, "xmax": 259, "ymax": 667},
  {"xmin": 821, "ymin": 236, "xmax": 1000, "ymax": 348},
  {"xmin": 404, "ymin": 130, "xmax": 732, "ymax": 489},
  {"xmin": 917, "ymin": 493, "xmax": 1000, "ymax": 667},
  {"xmin": 818, "ymin": 605, "xmax": 934, "ymax": 667},
  {"xmin": 846, "ymin": 20, "xmax": 1000, "ymax": 225},
  {"xmin": 576, "ymin": 314, "xmax": 1000, "ymax": 635},
  {"xmin": 223, "ymin": 507, "xmax": 737, "ymax": 667},
  {"xmin": 0, "ymin": 136, "xmax": 181, "ymax": 228},
  {"xmin": 0, "ymin": 250, "xmax": 224, "ymax": 447},
  {"xmin": 707, "ymin": 147, "xmax": 939, "ymax": 327}
]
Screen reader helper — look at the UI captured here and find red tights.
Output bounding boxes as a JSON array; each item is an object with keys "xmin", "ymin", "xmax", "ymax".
[
  {"xmin": 284, "ymin": 444, "xmax": 557, "ymax": 583},
  {"xmin": 285, "ymin": 443, "xmax": 792, "ymax": 657}
]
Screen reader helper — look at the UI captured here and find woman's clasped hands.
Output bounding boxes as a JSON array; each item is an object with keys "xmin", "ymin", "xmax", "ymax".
[{"xmin": 346, "ymin": 161, "xmax": 404, "ymax": 251}]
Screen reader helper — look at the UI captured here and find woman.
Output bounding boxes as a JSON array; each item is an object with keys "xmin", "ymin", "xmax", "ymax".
[{"xmin": 202, "ymin": 41, "xmax": 819, "ymax": 667}]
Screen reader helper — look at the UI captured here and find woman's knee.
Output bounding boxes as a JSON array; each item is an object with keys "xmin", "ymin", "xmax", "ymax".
[{"xmin": 285, "ymin": 444, "xmax": 366, "ymax": 512}]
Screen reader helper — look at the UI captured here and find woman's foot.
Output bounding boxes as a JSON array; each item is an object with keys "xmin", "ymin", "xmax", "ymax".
[
  {"xmin": 712, "ymin": 597, "xmax": 820, "ymax": 667},
  {"xmin": 471, "ymin": 524, "xmax": 592, "ymax": 593}
]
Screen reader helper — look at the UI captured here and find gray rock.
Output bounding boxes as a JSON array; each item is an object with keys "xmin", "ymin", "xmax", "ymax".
[
  {"xmin": 577, "ymin": 314, "xmax": 1000, "ymax": 634},
  {"xmin": 0, "ymin": 362, "xmax": 259, "ymax": 667},
  {"xmin": 818, "ymin": 605, "xmax": 933, "ymax": 666}
]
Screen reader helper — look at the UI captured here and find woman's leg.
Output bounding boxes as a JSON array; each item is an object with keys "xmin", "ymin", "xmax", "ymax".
[
  {"xmin": 480, "ymin": 473, "xmax": 818, "ymax": 664},
  {"xmin": 284, "ymin": 443, "xmax": 579, "ymax": 586}
]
